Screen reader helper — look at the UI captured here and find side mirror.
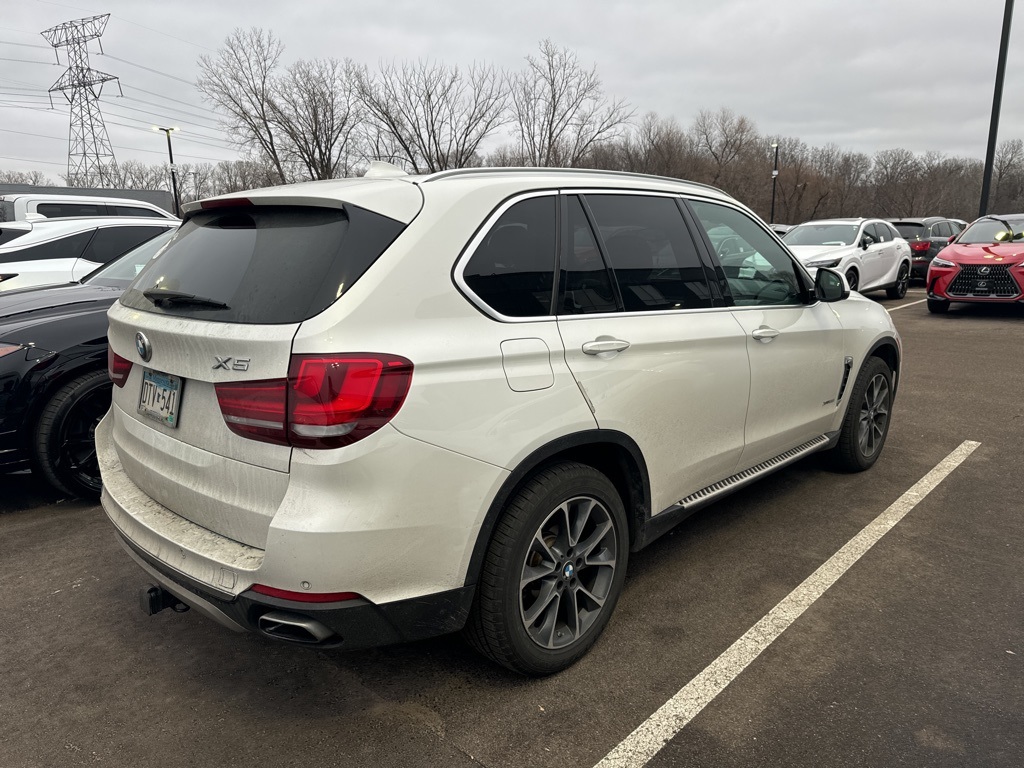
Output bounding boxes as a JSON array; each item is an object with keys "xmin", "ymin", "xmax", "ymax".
[
  {"xmin": 947, "ymin": 235, "xmax": 956, "ymax": 244},
  {"xmin": 815, "ymin": 267, "xmax": 849, "ymax": 302},
  {"xmin": 860, "ymin": 237, "xmax": 871, "ymax": 250}
]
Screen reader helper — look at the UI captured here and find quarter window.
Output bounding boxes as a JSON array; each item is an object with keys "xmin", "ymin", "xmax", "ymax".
[
  {"xmin": 81, "ymin": 226, "xmax": 169, "ymax": 264},
  {"xmin": 463, "ymin": 196, "xmax": 557, "ymax": 318},
  {"xmin": 584, "ymin": 194, "xmax": 712, "ymax": 311},
  {"xmin": 871, "ymin": 223, "xmax": 890, "ymax": 243},
  {"xmin": 689, "ymin": 200, "xmax": 806, "ymax": 306},
  {"xmin": 559, "ymin": 196, "xmax": 619, "ymax": 314},
  {"xmin": 0, "ymin": 230, "xmax": 93, "ymax": 265},
  {"xmin": 35, "ymin": 203, "xmax": 106, "ymax": 218}
]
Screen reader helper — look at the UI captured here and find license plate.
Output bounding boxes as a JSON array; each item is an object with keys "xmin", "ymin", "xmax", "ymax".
[{"xmin": 138, "ymin": 369, "xmax": 183, "ymax": 428}]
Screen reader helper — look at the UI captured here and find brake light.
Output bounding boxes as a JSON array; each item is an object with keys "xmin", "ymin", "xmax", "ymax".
[
  {"xmin": 910, "ymin": 240, "xmax": 931, "ymax": 253},
  {"xmin": 107, "ymin": 348, "xmax": 133, "ymax": 387},
  {"xmin": 200, "ymin": 197, "xmax": 253, "ymax": 209},
  {"xmin": 215, "ymin": 353, "xmax": 413, "ymax": 449},
  {"xmin": 250, "ymin": 584, "xmax": 362, "ymax": 603}
]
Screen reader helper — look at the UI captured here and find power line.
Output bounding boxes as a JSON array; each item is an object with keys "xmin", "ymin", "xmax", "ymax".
[
  {"xmin": 98, "ymin": 53, "xmax": 195, "ymax": 86},
  {"xmin": 0, "ymin": 154, "xmax": 66, "ymax": 167},
  {"xmin": 100, "ymin": 108, "xmax": 235, "ymax": 147},
  {"xmin": 119, "ymin": 94, "xmax": 223, "ymax": 125},
  {"xmin": 0, "ymin": 57, "xmax": 61, "ymax": 66},
  {"xmin": 36, "ymin": 0, "xmax": 218, "ymax": 52},
  {"xmin": 106, "ymin": 100, "xmax": 223, "ymax": 132},
  {"xmin": 0, "ymin": 125, "xmax": 235, "ymax": 163},
  {"xmin": 122, "ymin": 83, "xmax": 221, "ymax": 116},
  {"xmin": 0, "ymin": 39, "xmax": 52, "ymax": 51}
]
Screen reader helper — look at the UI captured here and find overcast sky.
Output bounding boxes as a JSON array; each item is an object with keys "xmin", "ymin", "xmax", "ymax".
[{"xmin": 1, "ymin": 0, "xmax": 1021, "ymax": 181}]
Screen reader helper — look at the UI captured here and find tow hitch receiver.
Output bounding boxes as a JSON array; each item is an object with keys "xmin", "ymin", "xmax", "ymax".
[{"xmin": 139, "ymin": 584, "xmax": 191, "ymax": 616}]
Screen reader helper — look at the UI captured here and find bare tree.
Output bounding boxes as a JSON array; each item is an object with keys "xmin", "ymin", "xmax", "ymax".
[
  {"xmin": 197, "ymin": 27, "xmax": 288, "ymax": 184},
  {"xmin": 357, "ymin": 59, "xmax": 508, "ymax": 173},
  {"xmin": 272, "ymin": 58, "xmax": 365, "ymax": 179},
  {"xmin": 508, "ymin": 39, "xmax": 633, "ymax": 167},
  {"xmin": 0, "ymin": 169, "xmax": 55, "ymax": 185}
]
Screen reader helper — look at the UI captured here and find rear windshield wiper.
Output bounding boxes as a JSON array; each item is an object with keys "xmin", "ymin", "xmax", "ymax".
[{"xmin": 143, "ymin": 288, "xmax": 229, "ymax": 310}]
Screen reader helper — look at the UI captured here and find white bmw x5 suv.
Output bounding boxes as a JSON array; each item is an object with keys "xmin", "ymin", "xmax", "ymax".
[{"xmin": 98, "ymin": 165, "xmax": 901, "ymax": 675}]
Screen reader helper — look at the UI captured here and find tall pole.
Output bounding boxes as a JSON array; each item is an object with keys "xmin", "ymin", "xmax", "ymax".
[
  {"xmin": 770, "ymin": 142, "xmax": 780, "ymax": 224},
  {"xmin": 979, "ymin": 0, "xmax": 1014, "ymax": 217},
  {"xmin": 154, "ymin": 126, "xmax": 180, "ymax": 217}
]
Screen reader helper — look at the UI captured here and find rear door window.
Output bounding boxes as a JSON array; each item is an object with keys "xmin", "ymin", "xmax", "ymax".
[
  {"xmin": 0, "ymin": 230, "xmax": 94, "ymax": 264},
  {"xmin": 0, "ymin": 200, "xmax": 14, "ymax": 222},
  {"xmin": 584, "ymin": 194, "xmax": 712, "ymax": 311},
  {"xmin": 121, "ymin": 204, "xmax": 405, "ymax": 324},
  {"xmin": 462, "ymin": 195, "xmax": 556, "ymax": 317},
  {"xmin": 559, "ymin": 196, "xmax": 620, "ymax": 315},
  {"xmin": 932, "ymin": 221, "xmax": 952, "ymax": 238},
  {"xmin": 81, "ymin": 226, "xmax": 169, "ymax": 264},
  {"xmin": 35, "ymin": 203, "xmax": 107, "ymax": 218}
]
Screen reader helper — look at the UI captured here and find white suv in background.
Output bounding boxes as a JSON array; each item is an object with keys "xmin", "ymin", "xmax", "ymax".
[
  {"xmin": 0, "ymin": 193, "xmax": 176, "ymax": 222},
  {"xmin": 783, "ymin": 218, "xmax": 912, "ymax": 297},
  {"xmin": 0, "ymin": 217, "xmax": 178, "ymax": 291},
  {"xmin": 98, "ymin": 166, "xmax": 901, "ymax": 675}
]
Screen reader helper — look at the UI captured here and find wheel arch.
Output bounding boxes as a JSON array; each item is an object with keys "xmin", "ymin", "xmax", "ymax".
[
  {"xmin": 864, "ymin": 336, "xmax": 901, "ymax": 398},
  {"xmin": 463, "ymin": 430, "xmax": 651, "ymax": 587}
]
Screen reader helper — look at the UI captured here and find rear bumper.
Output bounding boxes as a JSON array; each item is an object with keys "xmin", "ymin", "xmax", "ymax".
[{"xmin": 116, "ymin": 529, "xmax": 474, "ymax": 648}]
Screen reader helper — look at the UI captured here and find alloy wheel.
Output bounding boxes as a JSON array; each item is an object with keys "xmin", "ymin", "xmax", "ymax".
[
  {"xmin": 55, "ymin": 386, "xmax": 108, "ymax": 493},
  {"xmin": 519, "ymin": 495, "xmax": 618, "ymax": 650},
  {"xmin": 857, "ymin": 373, "xmax": 890, "ymax": 458}
]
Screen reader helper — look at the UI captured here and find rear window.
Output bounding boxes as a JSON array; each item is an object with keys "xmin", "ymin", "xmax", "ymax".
[
  {"xmin": 892, "ymin": 223, "xmax": 926, "ymax": 239},
  {"xmin": 121, "ymin": 204, "xmax": 404, "ymax": 324},
  {"xmin": 0, "ymin": 228, "xmax": 29, "ymax": 247}
]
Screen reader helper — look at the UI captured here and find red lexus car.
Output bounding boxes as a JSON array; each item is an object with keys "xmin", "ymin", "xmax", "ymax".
[{"xmin": 927, "ymin": 214, "xmax": 1024, "ymax": 313}]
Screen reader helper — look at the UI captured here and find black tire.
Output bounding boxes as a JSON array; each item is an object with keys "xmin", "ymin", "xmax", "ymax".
[
  {"xmin": 465, "ymin": 462, "xmax": 628, "ymax": 676},
  {"xmin": 832, "ymin": 357, "xmax": 893, "ymax": 472},
  {"xmin": 886, "ymin": 263, "xmax": 910, "ymax": 299},
  {"xmin": 927, "ymin": 298, "xmax": 949, "ymax": 314},
  {"xmin": 33, "ymin": 369, "xmax": 111, "ymax": 498},
  {"xmin": 845, "ymin": 268, "xmax": 859, "ymax": 292}
]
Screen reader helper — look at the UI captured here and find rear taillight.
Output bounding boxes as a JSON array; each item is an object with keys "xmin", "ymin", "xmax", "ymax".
[
  {"xmin": 107, "ymin": 348, "xmax": 133, "ymax": 387},
  {"xmin": 215, "ymin": 353, "xmax": 413, "ymax": 449},
  {"xmin": 910, "ymin": 240, "xmax": 931, "ymax": 253}
]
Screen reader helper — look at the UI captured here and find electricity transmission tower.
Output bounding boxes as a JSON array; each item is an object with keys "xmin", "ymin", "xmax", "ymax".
[{"xmin": 41, "ymin": 14, "xmax": 122, "ymax": 187}]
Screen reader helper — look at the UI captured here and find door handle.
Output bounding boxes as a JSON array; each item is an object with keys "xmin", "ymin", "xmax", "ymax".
[
  {"xmin": 751, "ymin": 327, "xmax": 780, "ymax": 342},
  {"xmin": 582, "ymin": 338, "xmax": 630, "ymax": 355}
]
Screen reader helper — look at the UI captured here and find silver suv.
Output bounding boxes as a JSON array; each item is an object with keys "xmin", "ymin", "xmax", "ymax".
[{"xmin": 98, "ymin": 165, "xmax": 901, "ymax": 675}]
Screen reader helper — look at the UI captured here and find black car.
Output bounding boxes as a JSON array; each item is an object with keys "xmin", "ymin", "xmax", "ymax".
[
  {"xmin": 887, "ymin": 217, "xmax": 960, "ymax": 280},
  {"xmin": 0, "ymin": 229, "xmax": 175, "ymax": 497}
]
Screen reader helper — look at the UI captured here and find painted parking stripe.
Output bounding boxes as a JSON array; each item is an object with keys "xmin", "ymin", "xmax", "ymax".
[
  {"xmin": 594, "ymin": 440, "xmax": 981, "ymax": 768},
  {"xmin": 886, "ymin": 298, "xmax": 928, "ymax": 312}
]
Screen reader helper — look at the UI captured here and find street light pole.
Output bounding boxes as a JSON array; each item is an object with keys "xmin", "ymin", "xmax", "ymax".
[
  {"xmin": 153, "ymin": 126, "xmax": 180, "ymax": 217},
  {"xmin": 770, "ymin": 142, "xmax": 780, "ymax": 224},
  {"xmin": 979, "ymin": 0, "xmax": 1014, "ymax": 217}
]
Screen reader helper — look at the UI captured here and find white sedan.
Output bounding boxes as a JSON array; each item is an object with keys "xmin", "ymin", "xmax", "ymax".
[{"xmin": 783, "ymin": 218, "xmax": 912, "ymax": 298}]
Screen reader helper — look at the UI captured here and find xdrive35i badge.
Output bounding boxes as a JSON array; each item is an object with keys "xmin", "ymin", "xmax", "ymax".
[{"xmin": 135, "ymin": 332, "xmax": 152, "ymax": 362}]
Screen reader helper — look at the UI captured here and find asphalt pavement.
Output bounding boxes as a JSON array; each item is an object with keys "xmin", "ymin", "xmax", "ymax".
[{"xmin": 2, "ymin": 290, "xmax": 1021, "ymax": 768}]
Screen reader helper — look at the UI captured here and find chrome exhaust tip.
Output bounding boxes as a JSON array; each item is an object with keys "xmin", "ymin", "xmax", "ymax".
[{"xmin": 257, "ymin": 611, "xmax": 337, "ymax": 645}]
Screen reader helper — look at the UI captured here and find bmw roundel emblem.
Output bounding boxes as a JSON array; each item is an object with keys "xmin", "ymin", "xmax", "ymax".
[{"xmin": 135, "ymin": 332, "xmax": 152, "ymax": 362}]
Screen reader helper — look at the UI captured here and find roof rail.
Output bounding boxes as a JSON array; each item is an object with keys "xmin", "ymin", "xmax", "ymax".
[{"xmin": 419, "ymin": 167, "xmax": 733, "ymax": 199}]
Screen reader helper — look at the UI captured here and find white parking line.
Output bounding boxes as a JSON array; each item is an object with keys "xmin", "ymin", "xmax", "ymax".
[
  {"xmin": 887, "ymin": 298, "xmax": 928, "ymax": 312},
  {"xmin": 594, "ymin": 440, "xmax": 981, "ymax": 768}
]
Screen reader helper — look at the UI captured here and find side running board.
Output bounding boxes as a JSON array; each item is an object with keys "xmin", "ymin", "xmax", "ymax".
[{"xmin": 633, "ymin": 434, "xmax": 831, "ymax": 551}]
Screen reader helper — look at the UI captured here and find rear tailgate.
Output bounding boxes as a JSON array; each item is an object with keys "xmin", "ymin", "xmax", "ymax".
[{"xmin": 106, "ymin": 185, "xmax": 418, "ymax": 549}]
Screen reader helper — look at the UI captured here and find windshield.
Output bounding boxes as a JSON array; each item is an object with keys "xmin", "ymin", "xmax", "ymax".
[
  {"xmin": 783, "ymin": 224, "xmax": 859, "ymax": 247},
  {"xmin": 892, "ymin": 223, "xmax": 927, "ymax": 240},
  {"xmin": 84, "ymin": 229, "xmax": 176, "ymax": 287},
  {"xmin": 956, "ymin": 217, "xmax": 1024, "ymax": 245}
]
